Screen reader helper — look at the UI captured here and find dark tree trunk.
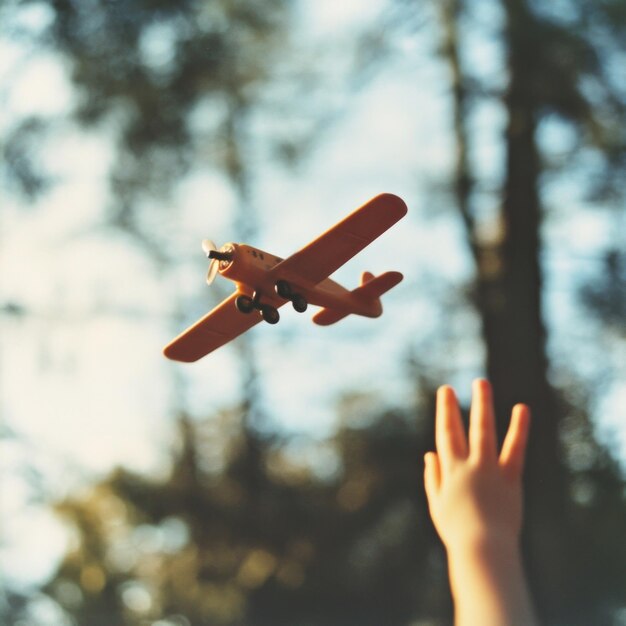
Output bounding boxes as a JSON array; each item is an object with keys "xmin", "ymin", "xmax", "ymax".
[
  {"xmin": 496, "ymin": 3, "xmax": 574, "ymax": 622},
  {"xmin": 441, "ymin": 0, "xmax": 581, "ymax": 621}
]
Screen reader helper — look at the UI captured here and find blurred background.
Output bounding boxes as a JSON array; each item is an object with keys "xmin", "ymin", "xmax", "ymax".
[{"xmin": 1, "ymin": 0, "xmax": 625, "ymax": 624}]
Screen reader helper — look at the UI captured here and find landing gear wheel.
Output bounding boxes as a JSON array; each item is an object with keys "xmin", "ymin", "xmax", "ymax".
[
  {"xmin": 275, "ymin": 280, "xmax": 292, "ymax": 299},
  {"xmin": 291, "ymin": 294, "xmax": 308, "ymax": 313},
  {"xmin": 235, "ymin": 295, "xmax": 255, "ymax": 314},
  {"xmin": 261, "ymin": 305, "xmax": 280, "ymax": 324}
]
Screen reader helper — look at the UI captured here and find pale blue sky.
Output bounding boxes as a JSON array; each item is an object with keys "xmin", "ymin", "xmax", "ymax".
[{"xmin": 2, "ymin": 0, "xmax": 624, "ymax": 594}]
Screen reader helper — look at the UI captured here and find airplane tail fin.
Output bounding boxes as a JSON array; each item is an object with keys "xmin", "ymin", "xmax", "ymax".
[{"xmin": 312, "ymin": 271, "xmax": 403, "ymax": 326}]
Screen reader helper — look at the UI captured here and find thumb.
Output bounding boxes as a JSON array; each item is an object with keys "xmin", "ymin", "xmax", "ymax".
[{"xmin": 424, "ymin": 451, "xmax": 441, "ymax": 501}]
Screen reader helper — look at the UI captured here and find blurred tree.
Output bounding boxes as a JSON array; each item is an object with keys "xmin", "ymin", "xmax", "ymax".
[
  {"xmin": 1, "ymin": 0, "xmax": 297, "ymax": 621},
  {"xmin": 579, "ymin": 247, "xmax": 626, "ymax": 338},
  {"xmin": 3, "ymin": 0, "xmax": 625, "ymax": 624},
  {"xmin": 42, "ymin": 387, "xmax": 451, "ymax": 626},
  {"xmin": 1, "ymin": 0, "xmax": 295, "ymax": 256}
]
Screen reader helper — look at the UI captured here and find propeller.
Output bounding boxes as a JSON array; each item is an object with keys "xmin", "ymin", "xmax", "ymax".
[
  {"xmin": 202, "ymin": 239, "xmax": 234, "ymax": 285},
  {"xmin": 201, "ymin": 239, "xmax": 220, "ymax": 285}
]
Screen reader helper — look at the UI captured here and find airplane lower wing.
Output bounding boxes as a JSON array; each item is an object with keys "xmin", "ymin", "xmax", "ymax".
[
  {"xmin": 270, "ymin": 193, "xmax": 407, "ymax": 286},
  {"xmin": 163, "ymin": 292, "xmax": 264, "ymax": 362}
]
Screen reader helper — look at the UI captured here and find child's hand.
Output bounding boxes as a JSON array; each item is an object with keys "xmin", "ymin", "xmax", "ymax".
[
  {"xmin": 424, "ymin": 379, "xmax": 537, "ymax": 626},
  {"xmin": 424, "ymin": 379, "xmax": 531, "ymax": 553}
]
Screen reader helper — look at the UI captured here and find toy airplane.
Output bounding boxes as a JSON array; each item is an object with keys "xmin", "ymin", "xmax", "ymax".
[{"xmin": 163, "ymin": 193, "xmax": 408, "ymax": 362}]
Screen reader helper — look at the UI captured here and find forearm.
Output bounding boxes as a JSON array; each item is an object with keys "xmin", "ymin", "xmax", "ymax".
[{"xmin": 447, "ymin": 539, "xmax": 537, "ymax": 626}]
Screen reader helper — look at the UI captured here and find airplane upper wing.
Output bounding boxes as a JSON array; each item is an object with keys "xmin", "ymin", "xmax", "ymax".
[
  {"xmin": 270, "ymin": 193, "xmax": 407, "ymax": 286},
  {"xmin": 163, "ymin": 292, "xmax": 263, "ymax": 362}
]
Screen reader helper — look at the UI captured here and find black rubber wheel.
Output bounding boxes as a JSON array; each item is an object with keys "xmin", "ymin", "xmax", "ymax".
[
  {"xmin": 261, "ymin": 305, "xmax": 280, "ymax": 324},
  {"xmin": 235, "ymin": 295, "xmax": 254, "ymax": 314},
  {"xmin": 292, "ymin": 294, "xmax": 308, "ymax": 313},
  {"xmin": 275, "ymin": 280, "xmax": 292, "ymax": 299}
]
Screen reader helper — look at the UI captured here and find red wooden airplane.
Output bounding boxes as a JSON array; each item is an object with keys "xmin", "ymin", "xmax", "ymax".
[{"xmin": 163, "ymin": 193, "xmax": 408, "ymax": 362}]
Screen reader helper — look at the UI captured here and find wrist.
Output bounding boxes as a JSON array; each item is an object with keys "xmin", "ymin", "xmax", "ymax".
[
  {"xmin": 444, "ymin": 528, "xmax": 521, "ymax": 561},
  {"xmin": 446, "ymin": 533, "xmax": 525, "ymax": 596},
  {"xmin": 446, "ymin": 535, "xmax": 535, "ymax": 626}
]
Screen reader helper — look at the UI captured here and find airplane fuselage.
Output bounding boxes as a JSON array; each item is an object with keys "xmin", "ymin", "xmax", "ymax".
[{"xmin": 216, "ymin": 243, "xmax": 380, "ymax": 317}]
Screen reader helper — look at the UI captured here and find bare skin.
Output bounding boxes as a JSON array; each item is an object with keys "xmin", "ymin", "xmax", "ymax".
[{"xmin": 424, "ymin": 379, "xmax": 538, "ymax": 626}]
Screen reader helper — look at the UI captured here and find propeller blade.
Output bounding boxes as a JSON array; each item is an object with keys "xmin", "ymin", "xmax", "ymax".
[
  {"xmin": 202, "ymin": 240, "xmax": 219, "ymax": 285},
  {"xmin": 202, "ymin": 239, "xmax": 217, "ymax": 257},
  {"xmin": 206, "ymin": 259, "xmax": 219, "ymax": 285}
]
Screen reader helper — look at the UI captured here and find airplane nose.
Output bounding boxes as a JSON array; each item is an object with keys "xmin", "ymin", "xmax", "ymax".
[{"xmin": 208, "ymin": 249, "xmax": 233, "ymax": 261}]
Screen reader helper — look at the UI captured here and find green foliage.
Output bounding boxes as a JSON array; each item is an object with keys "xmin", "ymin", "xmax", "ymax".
[
  {"xmin": 1, "ymin": 116, "xmax": 52, "ymax": 199},
  {"xmin": 579, "ymin": 248, "xmax": 626, "ymax": 336},
  {"xmin": 1, "ymin": 0, "xmax": 292, "ymax": 233},
  {"xmin": 41, "ymin": 397, "xmax": 453, "ymax": 626},
  {"xmin": 511, "ymin": 0, "xmax": 626, "ymax": 202},
  {"xmin": 36, "ymin": 388, "xmax": 625, "ymax": 626}
]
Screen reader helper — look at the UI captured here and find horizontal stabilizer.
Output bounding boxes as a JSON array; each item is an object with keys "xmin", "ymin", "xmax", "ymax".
[
  {"xmin": 352, "ymin": 270, "xmax": 403, "ymax": 301},
  {"xmin": 312, "ymin": 307, "xmax": 351, "ymax": 326},
  {"xmin": 312, "ymin": 271, "xmax": 403, "ymax": 326}
]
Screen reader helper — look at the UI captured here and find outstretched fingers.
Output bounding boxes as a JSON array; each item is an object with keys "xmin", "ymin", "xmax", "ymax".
[
  {"xmin": 432, "ymin": 380, "xmax": 530, "ymax": 479},
  {"xmin": 435, "ymin": 385, "xmax": 468, "ymax": 472},
  {"xmin": 499, "ymin": 403, "xmax": 531, "ymax": 480}
]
